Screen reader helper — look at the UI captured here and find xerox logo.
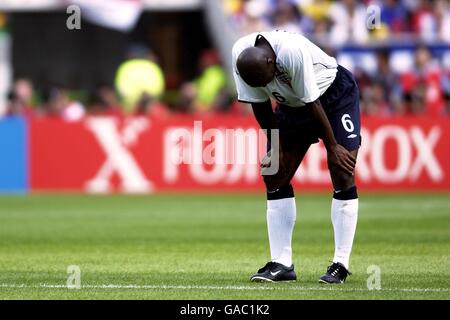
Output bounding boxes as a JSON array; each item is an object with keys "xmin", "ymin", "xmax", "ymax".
[
  {"xmin": 358, "ymin": 126, "xmax": 443, "ymax": 183},
  {"xmin": 295, "ymin": 125, "xmax": 443, "ymax": 184},
  {"xmin": 85, "ymin": 117, "xmax": 153, "ymax": 193},
  {"xmin": 163, "ymin": 122, "xmax": 445, "ymax": 186},
  {"xmin": 27, "ymin": 117, "xmax": 450, "ymax": 193}
]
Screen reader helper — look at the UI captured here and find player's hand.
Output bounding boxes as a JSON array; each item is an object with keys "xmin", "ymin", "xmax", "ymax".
[
  {"xmin": 260, "ymin": 150, "xmax": 272, "ymax": 170},
  {"xmin": 260, "ymin": 144, "xmax": 284, "ymax": 175},
  {"xmin": 327, "ymin": 144, "xmax": 356, "ymax": 176},
  {"xmin": 260, "ymin": 144, "xmax": 286, "ymax": 193}
]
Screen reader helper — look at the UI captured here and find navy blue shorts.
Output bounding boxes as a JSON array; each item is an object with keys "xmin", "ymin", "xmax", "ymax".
[{"xmin": 273, "ymin": 65, "xmax": 361, "ymax": 152}]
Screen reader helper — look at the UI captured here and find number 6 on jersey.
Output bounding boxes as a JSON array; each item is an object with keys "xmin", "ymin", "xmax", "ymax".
[{"xmin": 341, "ymin": 114, "xmax": 354, "ymax": 132}]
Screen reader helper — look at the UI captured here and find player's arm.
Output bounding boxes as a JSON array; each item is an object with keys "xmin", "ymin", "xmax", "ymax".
[
  {"xmin": 306, "ymin": 99, "xmax": 356, "ymax": 175},
  {"xmin": 281, "ymin": 43, "xmax": 355, "ymax": 175},
  {"xmin": 250, "ymin": 100, "xmax": 280, "ymax": 171},
  {"xmin": 250, "ymin": 99, "xmax": 275, "ymax": 130}
]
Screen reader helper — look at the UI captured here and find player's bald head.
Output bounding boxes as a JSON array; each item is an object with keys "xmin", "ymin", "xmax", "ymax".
[{"xmin": 236, "ymin": 46, "xmax": 276, "ymax": 87}]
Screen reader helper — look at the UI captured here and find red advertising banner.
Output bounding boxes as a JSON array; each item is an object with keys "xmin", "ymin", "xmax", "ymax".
[{"xmin": 30, "ymin": 115, "xmax": 450, "ymax": 192}]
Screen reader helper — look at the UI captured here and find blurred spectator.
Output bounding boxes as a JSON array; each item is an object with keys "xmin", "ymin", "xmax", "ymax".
[
  {"xmin": 435, "ymin": 0, "xmax": 450, "ymax": 42},
  {"xmin": 380, "ymin": 0, "xmax": 408, "ymax": 34},
  {"xmin": 39, "ymin": 87, "xmax": 85, "ymax": 121},
  {"xmin": 178, "ymin": 50, "xmax": 230, "ymax": 113},
  {"xmin": 361, "ymin": 81, "xmax": 391, "ymax": 116},
  {"xmin": 0, "ymin": 12, "xmax": 8, "ymax": 116},
  {"xmin": 328, "ymin": 0, "xmax": 369, "ymax": 46},
  {"xmin": 300, "ymin": 0, "xmax": 332, "ymax": 22},
  {"xmin": 373, "ymin": 50, "xmax": 403, "ymax": 114},
  {"xmin": 238, "ymin": 0, "xmax": 271, "ymax": 35},
  {"xmin": 400, "ymin": 45, "xmax": 445, "ymax": 115},
  {"xmin": 177, "ymin": 82, "xmax": 197, "ymax": 113},
  {"xmin": 412, "ymin": 0, "xmax": 438, "ymax": 42},
  {"xmin": 441, "ymin": 68, "xmax": 450, "ymax": 115},
  {"xmin": 134, "ymin": 92, "xmax": 170, "ymax": 119},
  {"xmin": 311, "ymin": 17, "xmax": 332, "ymax": 43},
  {"xmin": 88, "ymin": 84, "xmax": 123, "ymax": 116},
  {"xmin": 5, "ymin": 79, "xmax": 34, "ymax": 116},
  {"xmin": 0, "ymin": 12, "xmax": 6, "ymax": 31},
  {"xmin": 115, "ymin": 45, "xmax": 165, "ymax": 113},
  {"xmin": 271, "ymin": 1, "xmax": 303, "ymax": 34}
]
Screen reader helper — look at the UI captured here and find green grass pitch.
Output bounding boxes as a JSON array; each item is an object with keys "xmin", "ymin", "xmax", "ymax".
[{"xmin": 0, "ymin": 193, "xmax": 449, "ymax": 300}]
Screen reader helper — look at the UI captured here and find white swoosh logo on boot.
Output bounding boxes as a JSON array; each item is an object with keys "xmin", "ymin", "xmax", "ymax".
[{"xmin": 270, "ymin": 270, "xmax": 281, "ymax": 276}]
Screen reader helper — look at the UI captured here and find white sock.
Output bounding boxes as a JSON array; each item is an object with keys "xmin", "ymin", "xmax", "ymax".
[
  {"xmin": 267, "ymin": 197, "xmax": 296, "ymax": 267},
  {"xmin": 331, "ymin": 198, "xmax": 358, "ymax": 270}
]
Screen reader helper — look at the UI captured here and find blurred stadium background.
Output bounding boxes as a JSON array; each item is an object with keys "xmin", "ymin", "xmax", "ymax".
[
  {"xmin": 0, "ymin": 0, "xmax": 449, "ymax": 300},
  {"xmin": 0, "ymin": 0, "xmax": 450, "ymax": 193}
]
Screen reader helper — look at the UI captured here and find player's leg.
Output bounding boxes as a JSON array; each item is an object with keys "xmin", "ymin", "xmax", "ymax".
[
  {"xmin": 319, "ymin": 65, "xmax": 361, "ymax": 284},
  {"xmin": 251, "ymin": 138, "xmax": 310, "ymax": 282},
  {"xmin": 320, "ymin": 149, "xmax": 359, "ymax": 284}
]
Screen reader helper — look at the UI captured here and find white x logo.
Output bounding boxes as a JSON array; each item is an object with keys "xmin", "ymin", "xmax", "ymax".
[
  {"xmin": 85, "ymin": 117, "xmax": 153, "ymax": 193},
  {"xmin": 409, "ymin": 126, "xmax": 443, "ymax": 182}
]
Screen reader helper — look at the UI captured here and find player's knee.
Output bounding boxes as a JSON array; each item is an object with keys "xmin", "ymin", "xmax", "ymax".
[
  {"xmin": 266, "ymin": 184, "xmax": 294, "ymax": 200},
  {"xmin": 262, "ymin": 167, "xmax": 291, "ymax": 193},
  {"xmin": 339, "ymin": 174, "xmax": 354, "ymax": 190},
  {"xmin": 329, "ymin": 166, "xmax": 355, "ymax": 191},
  {"xmin": 263, "ymin": 174, "xmax": 283, "ymax": 193},
  {"xmin": 333, "ymin": 185, "xmax": 358, "ymax": 200}
]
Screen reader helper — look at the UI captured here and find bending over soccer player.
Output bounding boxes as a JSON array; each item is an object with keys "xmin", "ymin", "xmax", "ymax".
[{"xmin": 232, "ymin": 30, "xmax": 360, "ymax": 284}]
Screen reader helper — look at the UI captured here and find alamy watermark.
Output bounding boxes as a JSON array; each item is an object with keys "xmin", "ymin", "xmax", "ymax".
[
  {"xmin": 66, "ymin": 5, "xmax": 81, "ymax": 30},
  {"xmin": 366, "ymin": 5, "xmax": 381, "ymax": 30},
  {"xmin": 67, "ymin": 265, "xmax": 81, "ymax": 289},
  {"xmin": 367, "ymin": 265, "xmax": 381, "ymax": 290},
  {"xmin": 165, "ymin": 121, "xmax": 281, "ymax": 176}
]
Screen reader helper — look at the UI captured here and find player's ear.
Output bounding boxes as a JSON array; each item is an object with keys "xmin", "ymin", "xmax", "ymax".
[{"xmin": 267, "ymin": 58, "xmax": 274, "ymax": 64}]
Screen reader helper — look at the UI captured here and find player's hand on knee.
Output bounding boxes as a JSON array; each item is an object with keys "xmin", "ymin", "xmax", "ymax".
[
  {"xmin": 327, "ymin": 144, "xmax": 356, "ymax": 176},
  {"xmin": 261, "ymin": 149, "xmax": 286, "ymax": 193},
  {"xmin": 260, "ymin": 150, "xmax": 272, "ymax": 171},
  {"xmin": 260, "ymin": 147, "xmax": 284, "ymax": 175}
]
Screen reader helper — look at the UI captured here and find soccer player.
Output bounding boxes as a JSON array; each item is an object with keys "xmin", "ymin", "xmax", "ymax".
[{"xmin": 232, "ymin": 30, "xmax": 360, "ymax": 284}]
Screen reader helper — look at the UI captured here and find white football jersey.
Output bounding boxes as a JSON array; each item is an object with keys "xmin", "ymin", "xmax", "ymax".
[{"xmin": 232, "ymin": 30, "xmax": 338, "ymax": 107}]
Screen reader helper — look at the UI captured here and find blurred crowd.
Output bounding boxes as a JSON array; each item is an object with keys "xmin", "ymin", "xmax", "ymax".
[
  {"xmin": 356, "ymin": 45, "xmax": 450, "ymax": 116},
  {"xmin": 3, "ymin": 0, "xmax": 450, "ymax": 119},
  {"xmin": 225, "ymin": 0, "xmax": 450, "ymax": 44},
  {"xmin": 4, "ymin": 47, "xmax": 236, "ymax": 120},
  {"xmin": 7, "ymin": 44, "xmax": 449, "ymax": 119},
  {"xmin": 224, "ymin": 0, "xmax": 450, "ymax": 116}
]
